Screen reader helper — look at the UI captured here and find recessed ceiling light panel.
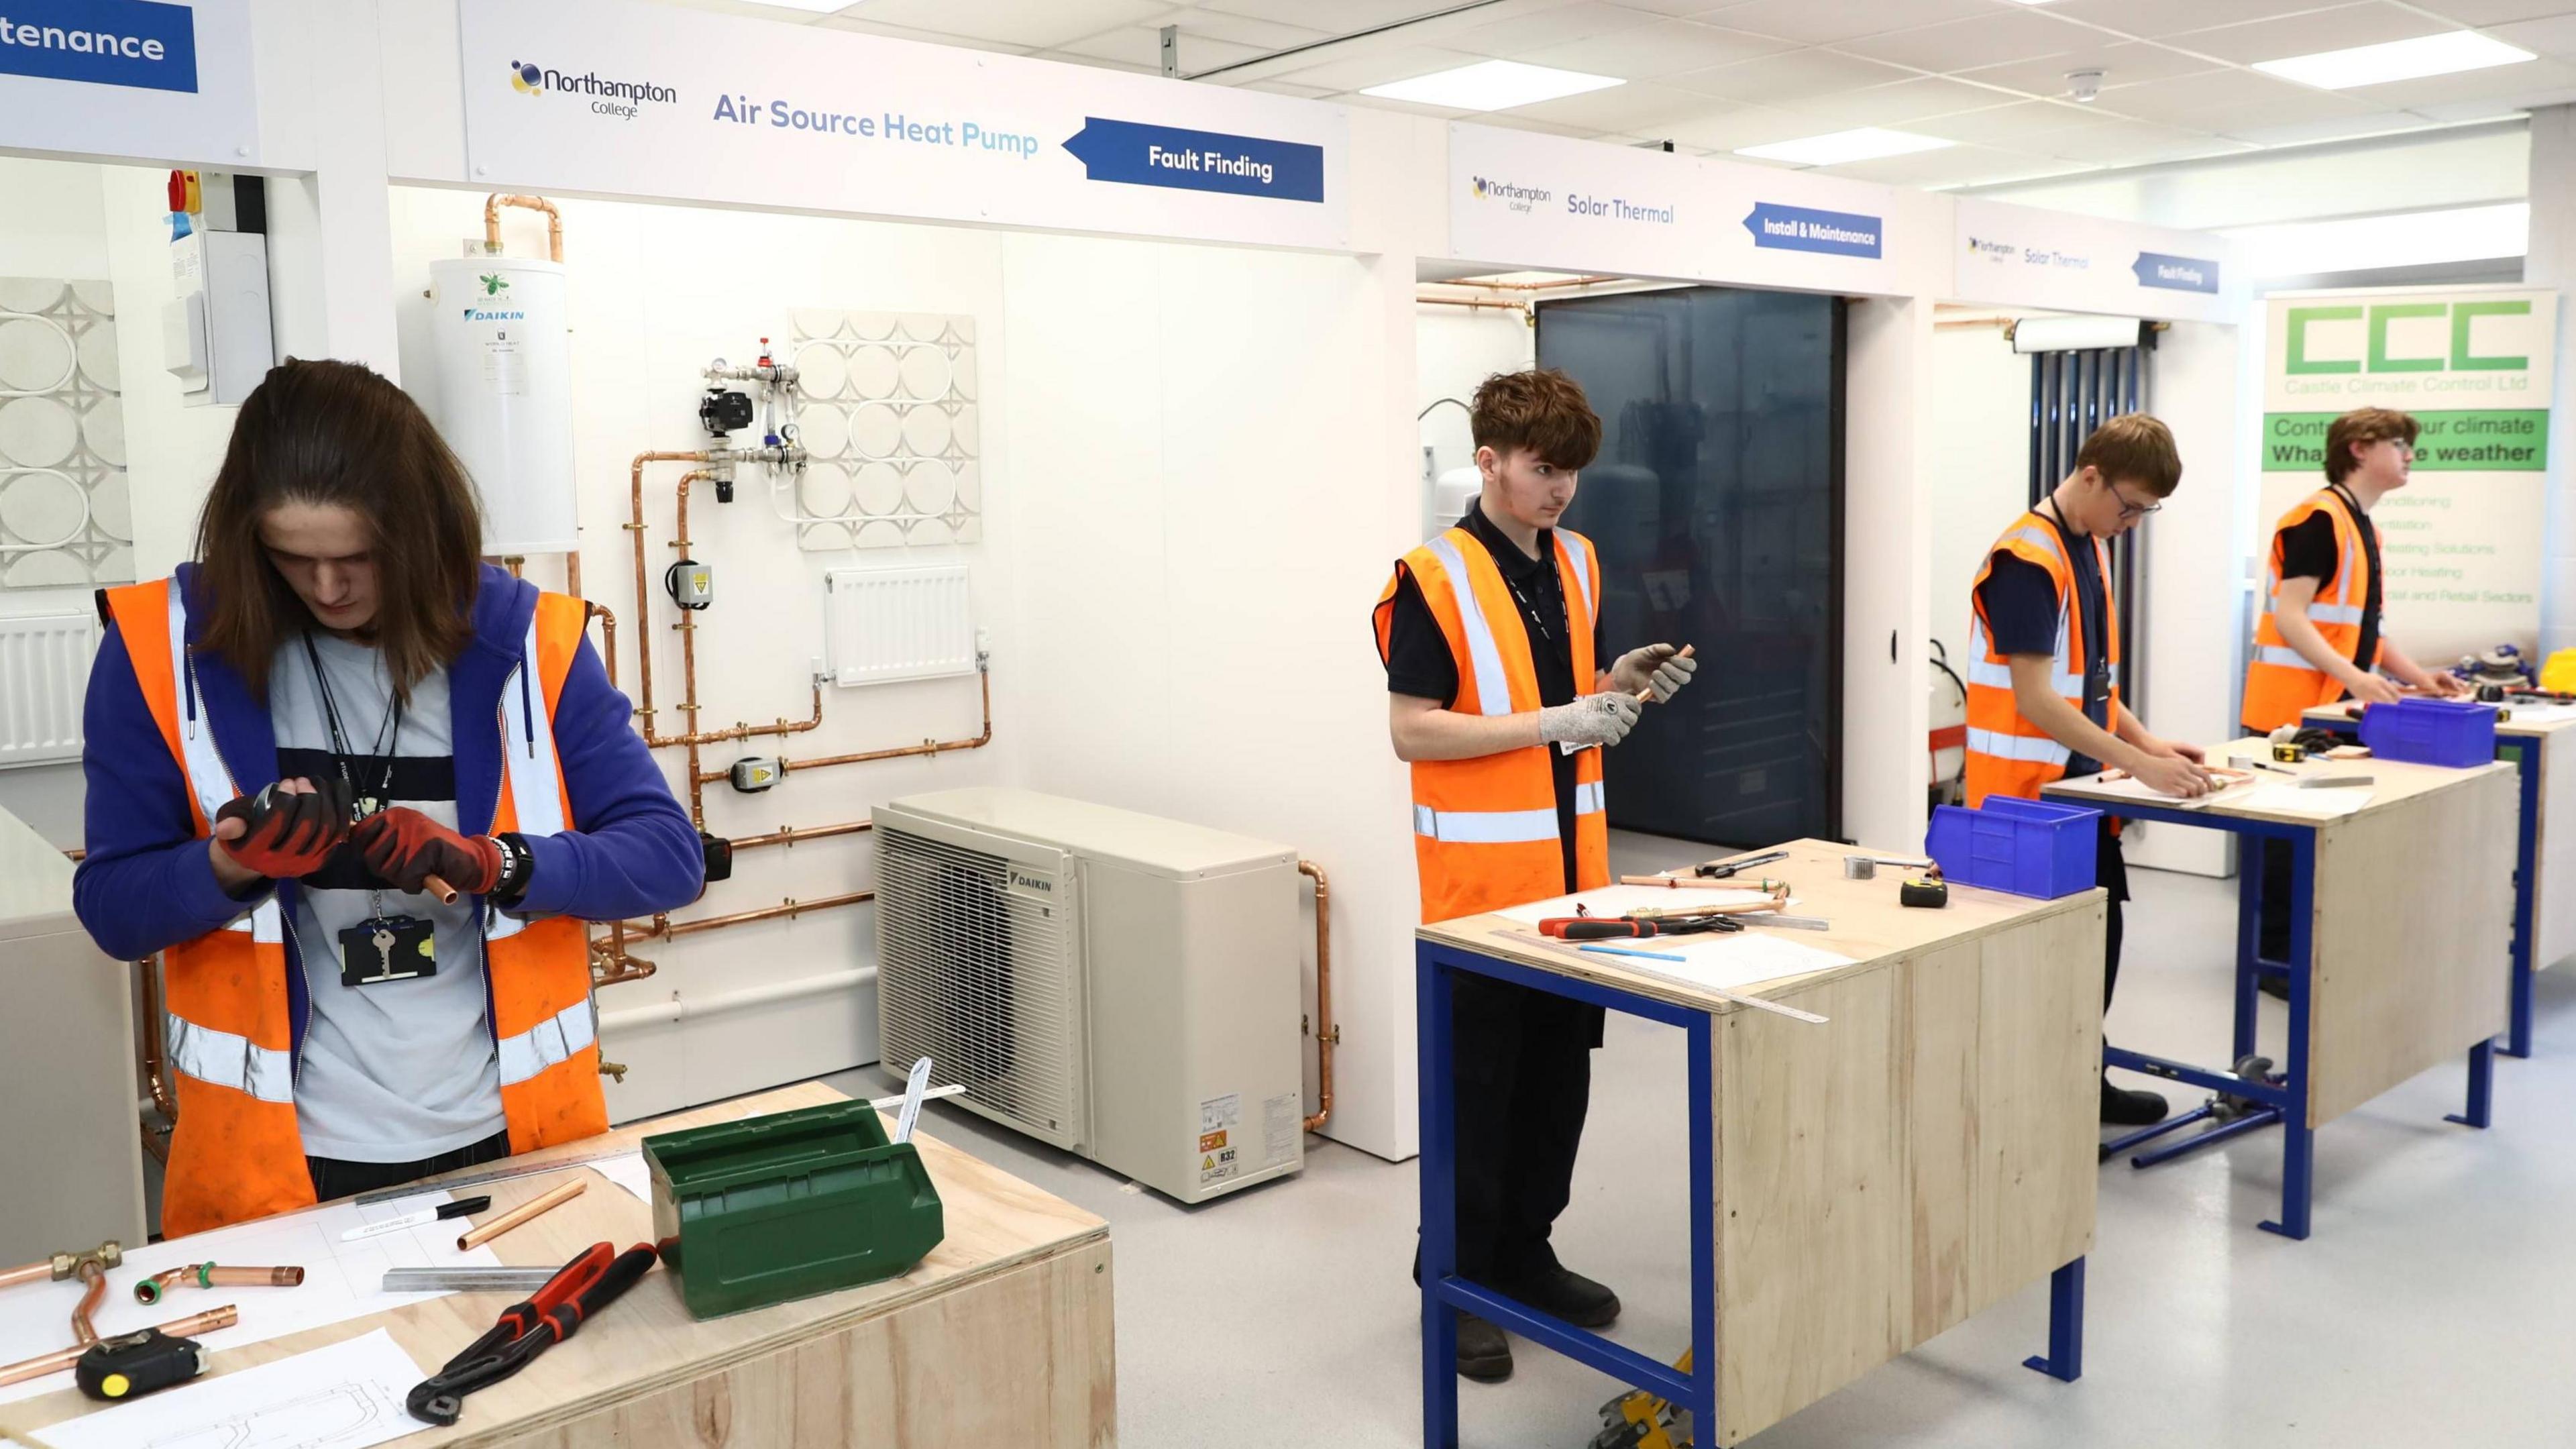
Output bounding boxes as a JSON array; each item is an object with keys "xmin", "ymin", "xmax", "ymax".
[
  {"xmin": 1361, "ymin": 60, "xmax": 1624, "ymax": 112},
  {"xmin": 2253, "ymin": 31, "xmax": 2534, "ymax": 90},
  {"xmin": 1735, "ymin": 127, "xmax": 1954, "ymax": 166}
]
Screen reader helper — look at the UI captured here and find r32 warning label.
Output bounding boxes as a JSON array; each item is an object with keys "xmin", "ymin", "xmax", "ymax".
[{"xmin": 1199, "ymin": 1093, "xmax": 1242, "ymax": 1187}]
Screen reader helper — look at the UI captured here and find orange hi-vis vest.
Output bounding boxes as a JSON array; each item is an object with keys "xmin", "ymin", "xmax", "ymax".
[
  {"xmin": 2243, "ymin": 486, "xmax": 2381, "ymax": 733},
  {"xmin": 103, "ymin": 578, "xmax": 606, "ymax": 1236},
  {"xmin": 1375, "ymin": 526, "xmax": 1608, "ymax": 923},
  {"xmin": 1964, "ymin": 510, "xmax": 2122, "ymax": 808}
]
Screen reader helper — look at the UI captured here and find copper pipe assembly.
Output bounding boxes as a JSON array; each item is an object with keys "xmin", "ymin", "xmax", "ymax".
[
  {"xmin": 732, "ymin": 820, "xmax": 872, "ymax": 851},
  {"xmin": 0, "ymin": 1306, "xmax": 237, "ymax": 1391},
  {"xmin": 690, "ymin": 666, "xmax": 993, "ymax": 786},
  {"xmin": 621, "ymin": 890, "xmax": 873, "ymax": 943},
  {"xmin": 133, "ymin": 1264, "xmax": 303, "ymax": 1306},
  {"xmin": 1444, "ymin": 273, "xmax": 1621, "ymax": 292},
  {"xmin": 140, "ymin": 959, "xmax": 175, "ymax": 1125},
  {"xmin": 0, "ymin": 1244, "xmax": 119, "ymax": 1294},
  {"xmin": 483, "ymin": 193, "xmax": 564, "ymax": 263},
  {"xmin": 1299, "ymin": 860, "xmax": 1334, "ymax": 1134}
]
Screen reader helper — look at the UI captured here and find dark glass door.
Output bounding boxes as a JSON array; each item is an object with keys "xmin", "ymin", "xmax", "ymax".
[{"xmin": 1536, "ymin": 287, "xmax": 1844, "ymax": 849}]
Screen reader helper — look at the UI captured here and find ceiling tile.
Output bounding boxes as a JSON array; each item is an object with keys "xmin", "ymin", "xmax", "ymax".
[
  {"xmin": 1508, "ymin": 20, "xmax": 1795, "ymax": 78},
  {"xmin": 2081, "ymin": 68, "xmax": 2348, "ymax": 124},
  {"xmin": 1652, "ymin": 102, "xmax": 1838, "ymax": 150},
  {"xmin": 1819, "ymin": 143, "xmax": 2078, "ymax": 188},
  {"xmin": 1690, "ymin": 0, "xmax": 1997, "ymax": 46},
  {"xmin": 1472, "ymin": 113, "xmax": 1607, "ymax": 138},
  {"xmin": 2348, "ymin": 55, "xmax": 2576, "ymax": 106},
  {"xmin": 1197, "ymin": 0, "xmax": 1452, "ymax": 28},
  {"xmin": 1059, "ymin": 24, "xmax": 1268, "ymax": 70},
  {"xmin": 1156, "ymin": 8, "xmax": 1338, "ymax": 50},
  {"xmin": 2031, "ymin": 121, "xmax": 2254, "ymax": 164},
  {"xmin": 810, "ymin": 16, "xmax": 1036, "ymax": 53},
  {"xmin": 1340, "ymin": 93, "xmax": 1477, "ymax": 119},
  {"xmin": 2210, "ymin": 111, "xmax": 2436, "ymax": 145},
  {"xmin": 2406, "ymin": 0, "xmax": 2576, "ymax": 21},
  {"xmin": 1955, "ymin": 43, "xmax": 2231, "ymax": 99},
  {"xmin": 1441, "ymin": 2, "xmax": 1666, "ymax": 56},
  {"xmin": 1497, "ymin": 79, "xmax": 1720, "ymax": 129},
  {"xmin": 1912, "ymin": 99, "xmax": 2121, "ymax": 147},
  {"xmin": 1241, "ymin": 78, "xmax": 1338, "ymax": 97},
  {"xmin": 1830, "ymin": 10, "xmax": 2102, "ymax": 74},
  {"xmin": 1778, "ymin": 75, "xmax": 2024, "ymax": 128},
  {"xmin": 1265, "ymin": 43, "xmax": 1484, "ymax": 90},
  {"xmin": 1026, "ymin": 48, "xmax": 1156, "ymax": 73},
  {"xmin": 836, "ymin": 0, "xmax": 1167, "ymax": 48},
  {"xmin": 2163, "ymin": 3, "xmax": 2455, "ymax": 66},
  {"xmin": 2487, "ymin": 15, "xmax": 2576, "ymax": 56},
  {"xmin": 1664, "ymin": 46, "xmax": 1913, "ymax": 101},
  {"xmin": 2039, "ymin": 0, "xmax": 2357, "ymax": 38}
]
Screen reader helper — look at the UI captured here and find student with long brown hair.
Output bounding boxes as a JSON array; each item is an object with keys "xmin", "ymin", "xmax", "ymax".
[{"xmin": 74, "ymin": 358, "xmax": 700, "ymax": 1236}]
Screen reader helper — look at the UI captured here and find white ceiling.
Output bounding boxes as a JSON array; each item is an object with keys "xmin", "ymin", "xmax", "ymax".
[{"xmin": 657, "ymin": 0, "xmax": 2576, "ymax": 191}]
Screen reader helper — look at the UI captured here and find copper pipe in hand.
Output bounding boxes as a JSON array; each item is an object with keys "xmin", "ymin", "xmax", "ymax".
[
  {"xmin": 1633, "ymin": 643, "xmax": 1696, "ymax": 704},
  {"xmin": 483, "ymin": 193, "xmax": 564, "ymax": 262},
  {"xmin": 133, "ymin": 1264, "xmax": 305, "ymax": 1306},
  {"xmin": 423, "ymin": 873, "xmax": 459, "ymax": 906},
  {"xmin": 1299, "ymin": 860, "xmax": 1334, "ymax": 1135}
]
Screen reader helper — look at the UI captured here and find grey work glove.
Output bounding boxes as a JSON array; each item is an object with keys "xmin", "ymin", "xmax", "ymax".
[
  {"xmin": 1538, "ymin": 692, "xmax": 1642, "ymax": 749},
  {"xmin": 1612, "ymin": 643, "xmax": 1697, "ymax": 702}
]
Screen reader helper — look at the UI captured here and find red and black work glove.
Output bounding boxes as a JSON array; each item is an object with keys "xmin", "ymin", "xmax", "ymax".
[
  {"xmin": 351, "ymin": 807, "xmax": 504, "ymax": 897},
  {"xmin": 213, "ymin": 779, "xmax": 354, "ymax": 879}
]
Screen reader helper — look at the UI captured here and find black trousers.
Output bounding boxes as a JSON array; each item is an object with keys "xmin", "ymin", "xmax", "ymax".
[
  {"xmin": 2257, "ymin": 837, "xmax": 2295, "ymax": 965},
  {"xmin": 307, "ymin": 1128, "xmax": 511, "ymax": 1204},
  {"xmin": 1446, "ymin": 973, "xmax": 1602, "ymax": 1283},
  {"xmin": 2100, "ymin": 824, "xmax": 2130, "ymax": 1012}
]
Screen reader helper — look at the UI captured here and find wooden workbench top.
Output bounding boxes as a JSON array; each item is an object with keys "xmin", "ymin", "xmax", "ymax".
[
  {"xmin": 1417, "ymin": 837, "xmax": 2104, "ymax": 1016},
  {"xmin": 0, "ymin": 1082, "xmax": 1109, "ymax": 1446},
  {"xmin": 2303, "ymin": 700, "xmax": 2576, "ymax": 739},
  {"xmin": 2045, "ymin": 737, "xmax": 2514, "ymax": 827}
]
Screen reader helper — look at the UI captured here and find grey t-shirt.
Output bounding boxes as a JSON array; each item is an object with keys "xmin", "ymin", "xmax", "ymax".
[{"xmin": 270, "ymin": 633, "xmax": 506, "ymax": 1163}]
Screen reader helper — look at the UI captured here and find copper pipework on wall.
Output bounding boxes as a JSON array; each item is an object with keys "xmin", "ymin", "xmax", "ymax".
[
  {"xmin": 620, "ymin": 890, "xmax": 873, "ymax": 943},
  {"xmin": 484, "ymin": 193, "xmax": 564, "ymax": 263},
  {"xmin": 1415, "ymin": 294, "xmax": 1527, "ymax": 317},
  {"xmin": 565, "ymin": 549, "xmax": 582, "ymax": 599},
  {"xmin": 133, "ymin": 1265, "xmax": 303, "ymax": 1307},
  {"xmin": 586, "ymin": 601, "xmax": 618, "ymax": 691},
  {"xmin": 627, "ymin": 450, "xmax": 719, "ymax": 736},
  {"xmin": 0, "ymin": 1305, "xmax": 237, "ymax": 1391},
  {"xmin": 732, "ymin": 820, "xmax": 873, "ymax": 851},
  {"xmin": 1442, "ymin": 274, "xmax": 1621, "ymax": 292},
  {"xmin": 1299, "ymin": 859, "xmax": 1334, "ymax": 1135},
  {"xmin": 691, "ymin": 666, "xmax": 991, "ymax": 787}
]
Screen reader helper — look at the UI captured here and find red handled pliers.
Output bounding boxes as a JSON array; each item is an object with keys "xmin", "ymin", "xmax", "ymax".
[{"xmin": 406, "ymin": 1241, "xmax": 659, "ymax": 1426}]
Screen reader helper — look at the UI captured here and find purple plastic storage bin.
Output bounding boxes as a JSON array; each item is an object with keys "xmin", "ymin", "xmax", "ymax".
[
  {"xmin": 2357, "ymin": 698, "xmax": 2494, "ymax": 769},
  {"xmin": 1925, "ymin": 796, "xmax": 2102, "ymax": 899}
]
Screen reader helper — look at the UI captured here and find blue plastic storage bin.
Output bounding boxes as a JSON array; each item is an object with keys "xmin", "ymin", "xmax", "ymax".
[
  {"xmin": 1925, "ymin": 796, "xmax": 2102, "ymax": 899},
  {"xmin": 2357, "ymin": 698, "xmax": 2494, "ymax": 768}
]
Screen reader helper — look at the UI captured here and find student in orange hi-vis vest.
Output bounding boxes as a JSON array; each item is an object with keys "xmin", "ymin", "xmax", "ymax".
[
  {"xmin": 1373, "ymin": 369, "xmax": 1695, "ymax": 1384},
  {"xmin": 2241, "ymin": 407, "xmax": 2469, "ymax": 990},
  {"xmin": 74, "ymin": 360, "xmax": 702, "ymax": 1237},
  {"xmin": 1966, "ymin": 414, "xmax": 2216, "ymax": 1129}
]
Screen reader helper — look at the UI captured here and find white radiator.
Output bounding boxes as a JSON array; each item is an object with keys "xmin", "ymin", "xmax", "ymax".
[
  {"xmin": 0, "ymin": 612, "xmax": 98, "ymax": 768},
  {"xmin": 823, "ymin": 565, "xmax": 978, "ymax": 688}
]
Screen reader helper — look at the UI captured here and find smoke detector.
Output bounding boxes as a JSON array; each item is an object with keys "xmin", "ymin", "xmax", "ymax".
[{"xmin": 2067, "ymin": 68, "xmax": 2105, "ymax": 103}]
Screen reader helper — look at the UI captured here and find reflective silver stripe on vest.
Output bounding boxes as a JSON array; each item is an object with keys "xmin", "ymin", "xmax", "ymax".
[
  {"xmin": 497, "ymin": 998, "xmax": 598, "ymax": 1086},
  {"xmin": 2307, "ymin": 601, "xmax": 2367, "ymax": 625},
  {"xmin": 1413, "ymin": 804, "xmax": 1561, "ymax": 844},
  {"xmin": 1966, "ymin": 616, "xmax": 2083, "ymax": 700},
  {"xmin": 221, "ymin": 900, "xmax": 284, "ymax": 942},
  {"xmin": 2253, "ymin": 645, "xmax": 2320, "ymax": 671},
  {"xmin": 1426, "ymin": 535, "xmax": 1515, "ymax": 717},
  {"xmin": 1964, "ymin": 727, "xmax": 2072, "ymax": 765},
  {"xmin": 164, "ymin": 1011, "xmax": 294, "ymax": 1103},
  {"xmin": 1574, "ymin": 780, "xmax": 1604, "ymax": 815},
  {"xmin": 164, "ymin": 588, "xmax": 284, "ymax": 945},
  {"xmin": 501, "ymin": 612, "xmax": 568, "ymax": 838},
  {"xmin": 1559, "ymin": 531, "xmax": 1595, "ymax": 619}
]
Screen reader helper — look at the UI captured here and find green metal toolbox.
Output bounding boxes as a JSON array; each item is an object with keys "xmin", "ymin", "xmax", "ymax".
[{"xmin": 644, "ymin": 1098, "xmax": 946, "ymax": 1319}]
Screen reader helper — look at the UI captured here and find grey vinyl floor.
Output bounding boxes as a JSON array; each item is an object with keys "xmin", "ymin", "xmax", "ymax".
[{"xmin": 820, "ymin": 828, "xmax": 2576, "ymax": 1448}]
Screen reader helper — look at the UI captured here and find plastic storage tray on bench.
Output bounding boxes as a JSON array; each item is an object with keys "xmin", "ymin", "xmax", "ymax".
[
  {"xmin": 2357, "ymin": 698, "xmax": 2496, "ymax": 768},
  {"xmin": 1926, "ymin": 796, "xmax": 2102, "ymax": 899}
]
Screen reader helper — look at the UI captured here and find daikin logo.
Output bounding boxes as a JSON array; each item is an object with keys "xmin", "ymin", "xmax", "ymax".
[{"xmin": 506, "ymin": 57, "xmax": 678, "ymax": 119}]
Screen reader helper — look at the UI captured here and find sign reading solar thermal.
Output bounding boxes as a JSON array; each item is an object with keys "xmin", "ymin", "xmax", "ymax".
[
  {"xmin": 1949, "ymin": 197, "xmax": 2235, "ymax": 324},
  {"xmin": 2260, "ymin": 286, "xmax": 2557, "ymax": 662},
  {"xmin": 458, "ymin": 0, "xmax": 1349, "ymax": 252},
  {"xmin": 0, "ymin": 0, "xmax": 262, "ymax": 166}
]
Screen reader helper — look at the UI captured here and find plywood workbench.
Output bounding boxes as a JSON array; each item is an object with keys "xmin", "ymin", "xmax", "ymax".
[
  {"xmin": 2305, "ymin": 701, "xmax": 2576, "ymax": 1058},
  {"xmin": 2048, "ymin": 741, "xmax": 2516, "ymax": 1240},
  {"xmin": 1415, "ymin": 838, "xmax": 2103, "ymax": 1448},
  {"xmin": 0, "ymin": 1082, "xmax": 1115, "ymax": 1448}
]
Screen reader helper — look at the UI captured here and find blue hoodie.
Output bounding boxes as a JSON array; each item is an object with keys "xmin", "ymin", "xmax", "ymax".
[{"xmin": 74, "ymin": 564, "xmax": 704, "ymax": 1010}]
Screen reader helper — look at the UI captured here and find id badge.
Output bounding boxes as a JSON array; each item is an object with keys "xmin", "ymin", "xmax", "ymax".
[{"xmin": 340, "ymin": 914, "xmax": 437, "ymax": 987}]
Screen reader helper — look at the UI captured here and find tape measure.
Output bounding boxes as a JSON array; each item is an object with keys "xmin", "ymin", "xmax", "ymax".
[
  {"xmin": 75, "ymin": 1328, "xmax": 207, "ymax": 1402},
  {"xmin": 1900, "ymin": 876, "xmax": 1948, "ymax": 908}
]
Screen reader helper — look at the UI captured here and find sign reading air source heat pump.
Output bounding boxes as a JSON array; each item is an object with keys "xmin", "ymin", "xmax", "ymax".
[{"xmin": 871, "ymin": 788, "xmax": 1304, "ymax": 1205}]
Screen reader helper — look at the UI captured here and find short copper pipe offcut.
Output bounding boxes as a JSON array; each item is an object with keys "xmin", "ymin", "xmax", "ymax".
[{"xmin": 133, "ymin": 1265, "xmax": 305, "ymax": 1306}]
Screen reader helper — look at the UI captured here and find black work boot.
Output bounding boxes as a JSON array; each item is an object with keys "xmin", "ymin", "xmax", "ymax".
[
  {"xmin": 1456, "ymin": 1313, "xmax": 1511, "ymax": 1381},
  {"xmin": 1493, "ymin": 1259, "xmax": 1622, "ymax": 1328},
  {"xmin": 2102, "ymin": 1075, "xmax": 2170, "ymax": 1126}
]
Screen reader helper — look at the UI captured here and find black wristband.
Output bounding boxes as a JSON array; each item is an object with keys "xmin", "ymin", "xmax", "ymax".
[{"xmin": 492, "ymin": 832, "xmax": 533, "ymax": 906}]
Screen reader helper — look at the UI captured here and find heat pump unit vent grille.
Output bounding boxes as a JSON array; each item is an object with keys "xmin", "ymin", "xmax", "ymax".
[{"xmin": 875, "ymin": 825, "xmax": 1083, "ymax": 1148}]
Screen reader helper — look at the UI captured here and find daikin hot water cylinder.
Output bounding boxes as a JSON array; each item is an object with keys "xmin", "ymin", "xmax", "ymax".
[{"xmin": 428, "ymin": 252, "xmax": 576, "ymax": 553}]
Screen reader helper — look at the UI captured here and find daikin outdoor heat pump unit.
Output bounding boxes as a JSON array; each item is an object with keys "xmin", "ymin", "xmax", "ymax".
[{"xmin": 871, "ymin": 788, "xmax": 1305, "ymax": 1203}]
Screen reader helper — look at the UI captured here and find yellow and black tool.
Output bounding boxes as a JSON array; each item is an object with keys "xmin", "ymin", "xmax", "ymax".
[{"xmin": 1593, "ymin": 1348, "xmax": 1693, "ymax": 1449}]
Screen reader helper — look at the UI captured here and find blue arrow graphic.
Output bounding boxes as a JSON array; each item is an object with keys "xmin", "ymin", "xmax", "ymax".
[
  {"xmin": 1062, "ymin": 118, "xmax": 1325, "ymax": 203},
  {"xmin": 1741, "ymin": 202, "xmax": 1883, "ymax": 258},
  {"xmin": 2133, "ymin": 251, "xmax": 2219, "ymax": 293}
]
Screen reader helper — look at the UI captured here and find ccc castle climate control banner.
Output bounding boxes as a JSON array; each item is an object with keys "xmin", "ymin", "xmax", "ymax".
[{"xmin": 2261, "ymin": 286, "xmax": 2557, "ymax": 663}]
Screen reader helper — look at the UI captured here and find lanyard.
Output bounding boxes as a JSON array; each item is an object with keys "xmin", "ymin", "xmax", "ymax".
[{"xmin": 302, "ymin": 631, "xmax": 402, "ymax": 818}]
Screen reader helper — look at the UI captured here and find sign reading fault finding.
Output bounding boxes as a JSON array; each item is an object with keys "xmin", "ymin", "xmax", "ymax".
[
  {"xmin": 2261, "ymin": 287, "xmax": 2557, "ymax": 661},
  {"xmin": 458, "ymin": 0, "xmax": 1348, "ymax": 250},
  {"xmin": 1446, "ymin": 124, "xmax": 1905, "ymax": 294}
]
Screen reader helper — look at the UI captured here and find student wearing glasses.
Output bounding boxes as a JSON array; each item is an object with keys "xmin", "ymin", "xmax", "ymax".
[
  {"xmin": 1964, "ymin": 414, "xmax": 2216, "ymax": 1126},
  {"xmin": 2240, "ymin": 407, "xmax": 2467, "ymax": 985}
]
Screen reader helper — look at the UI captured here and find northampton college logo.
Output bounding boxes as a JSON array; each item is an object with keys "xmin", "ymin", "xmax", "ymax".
[
  {"xmin": 509, "ymin": 60, "xmax": 541, "ymax": 95},
  {"xmin": 505, "ymin": 58, "xmax": 678, "ymax": 119}
]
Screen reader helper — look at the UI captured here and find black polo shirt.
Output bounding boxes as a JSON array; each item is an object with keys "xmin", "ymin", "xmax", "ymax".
[{"xmin": 1381, "ymin": 504, "xmax": 1605, "ymax": 894}]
